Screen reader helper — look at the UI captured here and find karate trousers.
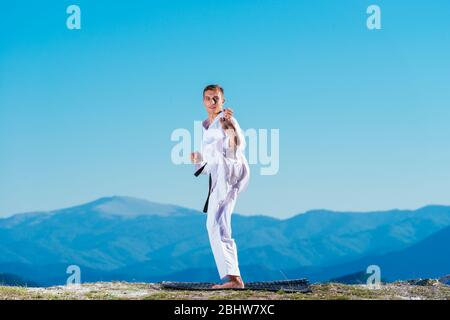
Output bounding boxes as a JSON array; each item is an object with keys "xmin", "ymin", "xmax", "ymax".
[{"xmin": 205, "ymin": 178, "xmax": 241, "ymax": 280}]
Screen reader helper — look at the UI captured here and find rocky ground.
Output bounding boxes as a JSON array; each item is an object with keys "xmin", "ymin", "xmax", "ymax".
[{"xmin": 0, "ymin": 280, "xmax": 449, "ymax": 300}]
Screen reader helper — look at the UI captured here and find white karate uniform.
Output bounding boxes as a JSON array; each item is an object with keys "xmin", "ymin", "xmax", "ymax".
[{"xmin": 194, "ymin": 111, "xmax": 250, "ymax": 280}]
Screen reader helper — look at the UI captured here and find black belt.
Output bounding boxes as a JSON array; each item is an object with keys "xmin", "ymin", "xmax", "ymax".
[{"xmin": 194, "ymin": 163, "xmax": 211, "ymax": 213}]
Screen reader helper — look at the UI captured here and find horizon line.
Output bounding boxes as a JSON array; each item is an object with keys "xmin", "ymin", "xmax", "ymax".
[{"xmin": 1, "ymin": 194, "xmax": 448, "ymax": 220}]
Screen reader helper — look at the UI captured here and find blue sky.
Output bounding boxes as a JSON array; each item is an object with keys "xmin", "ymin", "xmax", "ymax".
[{"xmin": 1, "ymin": 0, "xmax": 449, "ymax": 218}]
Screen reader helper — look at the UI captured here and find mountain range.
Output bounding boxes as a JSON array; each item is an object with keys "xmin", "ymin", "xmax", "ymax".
[{"xmin": 0, "ymin": 196, "xmax": 449, "ymax": 286}]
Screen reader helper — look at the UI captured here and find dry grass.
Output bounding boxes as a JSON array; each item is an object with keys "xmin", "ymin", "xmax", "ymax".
[{"xmin": 1, "ymin": 280, "xmax": 449, "ymax": 300}]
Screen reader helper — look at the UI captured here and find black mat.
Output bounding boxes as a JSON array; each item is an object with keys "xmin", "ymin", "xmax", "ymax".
[{"xmin": 160, "ymin": 279, "xmax": 311, "ymax": 293}]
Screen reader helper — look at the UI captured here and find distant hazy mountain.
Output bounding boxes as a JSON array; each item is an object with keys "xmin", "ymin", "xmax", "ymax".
[
  {"xmin": 296, "ymin": 225, "xmax": 450, "ymax": 283},
  {"xmin": 0, "ymin": 196, "xmax": 204, "ymax": 271},
  {"xmin": 0, "ymin": 272, "xmax": 38, "ymax": 287},
  {"xmin": 0, "ymin": 196, "xmax": 449, "ymax": 286},
  {"xmin": 328, "ymin": 271, "xmax": 372, "ymax": 285}
]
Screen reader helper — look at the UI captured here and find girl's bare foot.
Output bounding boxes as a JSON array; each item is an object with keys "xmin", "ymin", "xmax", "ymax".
[{"xmin": 211, "ymin": 275, "xmax": 244, "ymax": 289}]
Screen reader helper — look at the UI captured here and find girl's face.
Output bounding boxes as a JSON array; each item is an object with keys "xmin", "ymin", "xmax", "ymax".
[{"xmin": 203, "ymin": 89, "xmax": 224, "ymax": 115}]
